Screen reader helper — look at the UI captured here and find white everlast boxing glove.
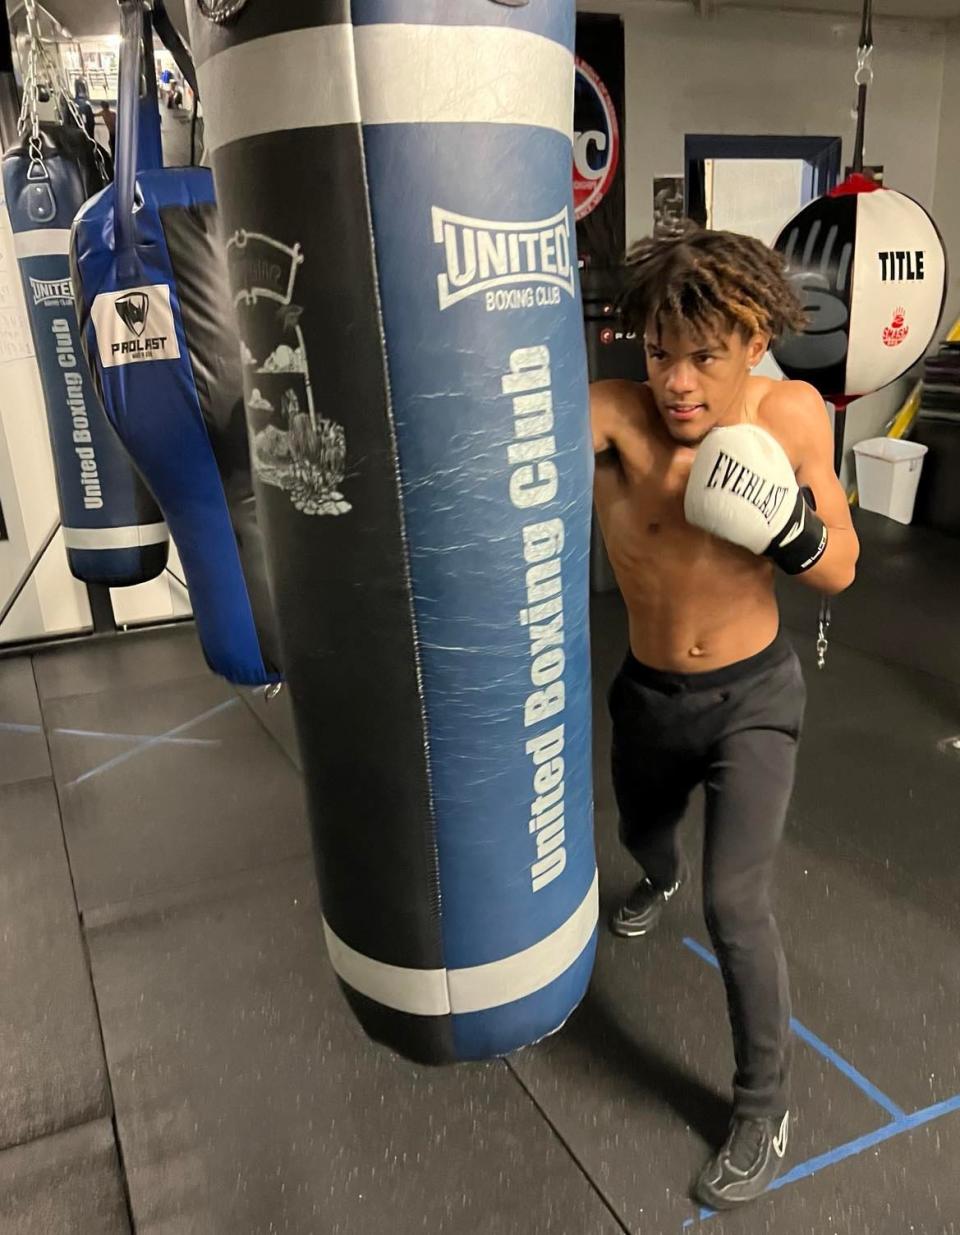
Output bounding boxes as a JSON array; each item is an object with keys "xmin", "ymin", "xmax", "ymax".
[{"xmin": 684, "ymin": 424, "xmax": 828, "ymax": 575}]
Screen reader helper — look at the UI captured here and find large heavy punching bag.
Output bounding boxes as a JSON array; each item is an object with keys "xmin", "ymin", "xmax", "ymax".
[
  {"xmin": 188, "ymin": 0, "xmax": 597, "ymax": 1062},
  {"xmin": 72, "ymin": 2, "xmax": 280, "ymax": 685},
  {"xmin": 3, "ymin": 123, "xmax": 169, "ymax": 585}
]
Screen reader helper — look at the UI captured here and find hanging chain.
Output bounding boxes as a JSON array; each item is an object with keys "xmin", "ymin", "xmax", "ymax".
[
  {"xmin": 818, "ymin": 6, "xmax": 870, "ymax": 669},
  {"xmin": 857, "ymin": 0, "xmax": 875, "ymax": 81},
  {"xmin": 816, "ymin": 598, "xmax": 831, "ymax": 671},
  {"xmin": 47, "ymin": 32, "xmax": 111, "ymax": 186},
  {"xmin": 848, "ymin": 0, "xmax": 874, "ymax": 174},
  {"xmin": 854, "ymin": 44, "xmax": 874, "ymax": 89},
  {"xmin": 851, "ymin": 0, "xmax": 874, "ymax": 165},
  {"xmin": 18, "ymin": 0, "xmax": 110, "ymax": 188},
  {"xmin": 19, "ymin": 0, "xmax": 46, "ymax": 179}
]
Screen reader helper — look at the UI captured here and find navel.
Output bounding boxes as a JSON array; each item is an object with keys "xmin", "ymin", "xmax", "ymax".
[
  {"xmin": 688, "ymin": 645, "xmax": 707, "ymax": 659},
  {"xmin": 648, "ymin": 521, "xmax": 661, "ymax": 534}
]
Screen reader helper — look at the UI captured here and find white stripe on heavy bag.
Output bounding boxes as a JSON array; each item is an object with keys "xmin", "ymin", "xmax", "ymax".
[
  {"xmin": 323, "ymin": 871, "xmax": 598, "ymax": 1017},
  {"xmin": 62, "ymin": 521, "xmax": 169, "ymax": 550},
  {"xmin": 13, "ymin": 229, "xmax": 74, "ymax": 258},
  {"xmin": 196, "ymin": 23, "xmax": 574, "ymax": 150}
]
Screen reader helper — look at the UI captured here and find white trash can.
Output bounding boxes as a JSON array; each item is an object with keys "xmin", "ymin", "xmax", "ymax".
[{"xmin": 853, "ymin": 438, "xmax": 929, "ymax": 525}]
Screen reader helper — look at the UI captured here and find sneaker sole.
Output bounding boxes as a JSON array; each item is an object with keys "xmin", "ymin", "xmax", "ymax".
[
  {"xmin": 609, "ymin": 913, "xmax": 662, "ymax": 939},
  {"xmin": 693, "ymin": 1148, "xmax": 786, "ymax": 1209},
  {"xmin": 609, "ymin": 875, "xmax": 687, "ymax": 939},
  {"xmin": 693, "ymin": 1176, "xmax": 779, "ymax": 1211}
]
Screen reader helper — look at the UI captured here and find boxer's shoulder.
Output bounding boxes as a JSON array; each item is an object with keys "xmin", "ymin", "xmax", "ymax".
[
  {"xmin": 590, "ymin": 379, "xmax": 658, "ymax": 449},
  {"xmin": 590, "ymin": 377, "xmax": 654, "ymax": 416},
  {"xmin": 755, "ymin": 378, "xmax": 828, "ymax": 428},
  {"xmin": 754, "ymin": 379, "xmax": 830, "ymax": 466}
]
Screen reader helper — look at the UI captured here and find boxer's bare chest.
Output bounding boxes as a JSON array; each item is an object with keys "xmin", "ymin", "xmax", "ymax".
[{"xmin": 594, "ymin": 413, "xmax": 780, "ymax": 670}]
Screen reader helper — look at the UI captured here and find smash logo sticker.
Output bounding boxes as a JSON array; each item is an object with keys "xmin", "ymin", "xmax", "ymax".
[{"xmin": 882, "ymin": 307, "xmax": 909, "ymax": 348}]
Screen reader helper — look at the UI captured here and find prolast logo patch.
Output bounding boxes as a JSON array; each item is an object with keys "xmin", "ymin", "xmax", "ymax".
[
  {"xmin": 90, "ymin": 284, "xmax": 181, "ymax": 368},
  {"xmin": 114, "ymin": 292, "xmax": 148, "ymax": 337}
]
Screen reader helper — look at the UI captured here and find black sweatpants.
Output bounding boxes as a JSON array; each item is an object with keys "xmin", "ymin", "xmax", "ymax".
[{"xmin": 609, "ymin": 632, "xmax": 806, "ymax": 1119}]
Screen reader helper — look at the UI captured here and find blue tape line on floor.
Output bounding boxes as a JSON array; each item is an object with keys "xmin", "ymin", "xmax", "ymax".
[
  {"xmin": 774, "ymin": 1092, "xmax": 960, "ymax": 1188},
  {"xmin": 67, "ymin": 698, "xmax": 239, "ymax": 787},
  {"xmin": 682, "ymin": 936, "xmax": 720, "ymax": 971},
  {"xmin": 682, "ymin": 937, "xmax": 904, "ymax": 1118},
  {"xmin": 54, "ymin": 727, "xmax": 219, "ymax": 748},
  {"xmin": 1, "ymin": 722, "xmax": 219, "ymax": 749}
]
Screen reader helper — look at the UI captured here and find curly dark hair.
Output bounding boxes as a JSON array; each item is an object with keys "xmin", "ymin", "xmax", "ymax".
[{"xmin": 620, "ymin": 223, "xmax": 807, "ymax": 344}]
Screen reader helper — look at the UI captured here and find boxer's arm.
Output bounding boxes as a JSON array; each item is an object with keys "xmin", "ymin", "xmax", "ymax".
[{"xmin": 774, "ymin": 384, "xmax": 860, "ymax": 596}]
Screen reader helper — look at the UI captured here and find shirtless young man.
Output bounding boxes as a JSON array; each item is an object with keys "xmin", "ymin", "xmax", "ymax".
[{"xmin": 591, "ymin": 226, "xmax": 860, "ymax": 1209}]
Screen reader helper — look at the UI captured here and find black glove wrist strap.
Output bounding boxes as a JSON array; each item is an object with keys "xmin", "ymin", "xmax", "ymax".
[{"xmin": 765, "ymin": 490, "xmax": 829, "ymax": 575}]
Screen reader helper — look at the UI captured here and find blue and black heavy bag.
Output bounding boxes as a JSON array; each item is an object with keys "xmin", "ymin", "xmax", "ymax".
[
  {"xmin": 188, "ymin": 0, "xmax": 598, "ymax": 1062},
  {"xmin": 71, "ymin": 2, "xmax": 279, "ymax": 685},
  {"xmin": 3, "ymin": 121, "xmax": 168, "ymax": 585}
]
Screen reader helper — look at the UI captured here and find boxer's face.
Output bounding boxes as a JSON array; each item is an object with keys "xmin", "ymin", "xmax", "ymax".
[{"xmin": 644, "ymin": 317, "xmax": 769, "ymax": 445}]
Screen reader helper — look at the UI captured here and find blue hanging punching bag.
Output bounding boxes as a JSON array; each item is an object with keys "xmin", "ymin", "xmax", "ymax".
[
  {"xmin": 3, "ymin": 122, "xmax": 169, "ymax": 585},
  {"xmin": 187, "ymin": 0, "xmax": 598, "ymax": 1063},
  {"xmin": 72, "ymin": 2, "xmax": 280, "ymax": 686}
]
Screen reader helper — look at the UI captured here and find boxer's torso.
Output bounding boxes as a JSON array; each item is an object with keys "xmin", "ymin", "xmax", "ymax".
[{"xmin": 594, "ymin": 379, "xmax": 787, "ymax": 673}]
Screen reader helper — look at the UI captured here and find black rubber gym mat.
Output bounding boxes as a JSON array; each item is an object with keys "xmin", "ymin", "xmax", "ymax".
[
  {"xmin": 778, "ymin": 509, "xmax": 960, "ymax": 685},
  {"xmin": 33, "ymin": 623, "xmax": 209, "ymax": 702},
  {"xmin": 44, "ymin": 674, "xmax": 311, "ymax": 912},
  {"xmin": 0, "ymin": 658, "xmax": 50, "ymax": 789},
  {"xmin": 791, "ymin": 633, "xmax": 960, "ymax": 930},
  {"xmin": 85, "ymin": 859, "xmax": 625, "ymax": 1235},
  {"xmin": 0, "ymin": 778, "xmax": 110, "ymax": 1152},
  {"xmin": 0, "ymin": 1119, "xmax": 130, "ymax": 1235}
]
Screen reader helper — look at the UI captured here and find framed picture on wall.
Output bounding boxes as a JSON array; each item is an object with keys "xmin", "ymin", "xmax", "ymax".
[{"xmin": 653, "ymin": 175, "xmax": 685, "ymax": 238}]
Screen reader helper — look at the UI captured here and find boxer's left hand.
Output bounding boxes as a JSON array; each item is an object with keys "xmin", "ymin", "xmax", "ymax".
[{"xmin": 684, "ymin": 423, "xmax": 828, "ymax": 575}]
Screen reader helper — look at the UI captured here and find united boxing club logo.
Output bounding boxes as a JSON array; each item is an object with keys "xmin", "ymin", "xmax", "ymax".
[
  {"xmin": 29, "ymin": 276, "xmax": 73, "ymax": 307},
  {"xmin": 432, "ymin": 206, "xmax": 576, "ymax": 313},
  {"xmin": 114, "ymin": 291, "xmax": 149, "ymax": 337},
  {"xmin": 573, "ymin": 56, "xmax": 620, "ymax": 223},
  {"xmin": 90, "ymin": 284, "xmax": 181, "ymax": 368},
  {"xmin": 882, "ymin": 306, "xmax": 909, "ymax": 348}
]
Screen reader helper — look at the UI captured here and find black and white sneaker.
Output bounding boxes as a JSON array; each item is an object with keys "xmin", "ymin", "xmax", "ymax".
[
  {"xmin": 694, "ymin": 1111, "xmax": 790, "ymax": 1210},
  {"xmin": 609, "ymin": 869, "xmax": 684, "ymax": 938}
]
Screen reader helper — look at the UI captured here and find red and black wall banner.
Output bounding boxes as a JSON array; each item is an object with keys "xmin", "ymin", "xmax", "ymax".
[{"xmin": 574, "ymin": 13, "xmax": 625, "ymax": 269}]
